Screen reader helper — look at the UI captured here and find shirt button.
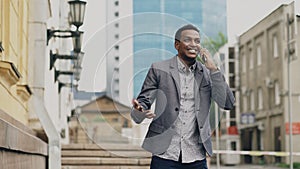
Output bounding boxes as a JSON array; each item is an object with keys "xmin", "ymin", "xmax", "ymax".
[
  {"xmin": 183, "ymin": 122, "xmax": 186, "ymax": 125},
  {"xmin": 175, "ymin": 107, "xmax": 179, "ymax": 111}
]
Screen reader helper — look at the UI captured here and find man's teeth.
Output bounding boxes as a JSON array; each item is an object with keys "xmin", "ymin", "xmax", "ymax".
[{"xmin": 189, "ymin": 49, "xmax": 196, "ymax": 53}]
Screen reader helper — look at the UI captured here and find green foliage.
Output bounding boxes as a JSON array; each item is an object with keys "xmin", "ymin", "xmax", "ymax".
[
  {"xmin": 202, "ymin": 32, "xmax": 227, "ymax": 55},
  {"xmin": 277, "ymin": 162, "xmax": 300, "ymax": 169}
]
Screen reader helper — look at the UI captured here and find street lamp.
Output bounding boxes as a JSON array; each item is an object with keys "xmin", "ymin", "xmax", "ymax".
[
  {"xmin": 50, "ymin": 50, "xmax": 76, "ymax": 70},
  {"xmin": 54, "ymin": 68, "xmax": 75, "ymax": 82},
  {"xmin": 47, "ymin": 0, "xmax": 86, "ymax": 47},
  {"xmin": 47, "ymin": 0, "xmax": 86, "ymax": 92},
  {"xmin": 68, "ymin": 0, "xmax": 87, "ymax": 30},
  {"xmin": 49, "ymin": 50, "xmax": 84, "ymax": 70},
  {"xmin": 73, "ymin": 51, "xmax": 84, "ymax": 69},
  {"xmin": 73, "ymin": 66, "xmax": 82, "ymax": 81},
  {"xmin": 73, "ymin": 31, "xmax": 83, "ymax": 52},
  {"xmin": 58, "ymin": 81, "xmax": 78, "ymax": 93}
]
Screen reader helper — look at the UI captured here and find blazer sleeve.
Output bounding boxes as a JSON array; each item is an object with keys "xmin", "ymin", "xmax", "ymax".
[
  {"xmin": 210, "ymin": 70, "xmax": 235, "ymax": 110},
  {"xmin": 131, "ymin": 64, "xmax": 158, "ymax": 124}
]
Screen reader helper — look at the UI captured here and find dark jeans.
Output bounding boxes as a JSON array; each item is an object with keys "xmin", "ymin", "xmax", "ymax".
[{"xmin": 150, "ymin": 156, "xmax": 208, "ymax": 169}]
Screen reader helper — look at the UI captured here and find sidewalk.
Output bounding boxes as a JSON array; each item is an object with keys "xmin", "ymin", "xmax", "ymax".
[{"xmin": 210, "ymin": 164, "xmax": 284, "ymax": 169}]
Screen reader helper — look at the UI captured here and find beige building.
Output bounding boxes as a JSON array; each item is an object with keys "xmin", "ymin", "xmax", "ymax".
[
  {"xmin": 69, "ymin": 93, "xmax": 132, "ymax": 144},
  {"xmin": 0, "ymin": 0, "xmax": 48, "ymax": 168},
  {"xmin": 0, "ymin": 0, "xmax": 87, "ymax": 168},
  {"xmin": 238, "ymin": 2, "xmax": 300, "ymax": 164}
]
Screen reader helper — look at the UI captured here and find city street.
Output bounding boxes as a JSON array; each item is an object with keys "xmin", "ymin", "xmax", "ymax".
[{"xmin": 210, "ymin": 164, "xmax": 284, "ymax": 169}]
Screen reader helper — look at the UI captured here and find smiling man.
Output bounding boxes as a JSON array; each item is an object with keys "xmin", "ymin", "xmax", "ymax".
[{"xmin": 131, "ymin": 24, "xmax": 235, "ymax": 169}]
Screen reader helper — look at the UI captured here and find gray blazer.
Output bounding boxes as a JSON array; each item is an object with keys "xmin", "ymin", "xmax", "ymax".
[{"xmin": 131, "ymin": 56, "xmax": 235, "ymax": 156}]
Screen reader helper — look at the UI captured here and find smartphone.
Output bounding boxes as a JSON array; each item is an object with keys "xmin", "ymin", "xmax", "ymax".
[{"xmin": 198, "ymin": 53, "xmax": 207, "ymax": 64}]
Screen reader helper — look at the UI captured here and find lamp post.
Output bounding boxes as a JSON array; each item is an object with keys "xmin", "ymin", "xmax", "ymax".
[
  {"xmin": 58, "ymin": 81, "xmax": 78, "ymax": 93},
  {"xmin": 50, "ymin": 50, "xmax": 77, "ymax": 70},
  {"xmin": 73, "ymin": 31, "xmax": 83, "ymax": 52},
  {"xmin": 47, "ymin": 0, "xmax": 86, "ymax": 46},
  {"xmin": 68, "ymin": 0, "xmax": 87, "ymax": 30},
  {"xmin": 47, "ymin": 0, "xmax": 86, "ymax": 91}
]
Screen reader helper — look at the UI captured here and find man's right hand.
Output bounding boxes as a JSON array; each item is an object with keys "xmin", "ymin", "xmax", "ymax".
[{"xmin": 132, "ymin": 99, "xmax": 156, "ymax": 119}]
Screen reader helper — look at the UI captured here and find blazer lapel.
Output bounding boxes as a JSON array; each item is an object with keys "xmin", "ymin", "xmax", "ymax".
[
  {"xmin": 194, "ymin": 62, "xmax": 204, "ymax": 91},
  {"xmin": 194, "ymin": 62, "xmax": 204, "ymax": 115},
  {"xmin": 169, "ymin": 56, "xmax": 181, "ymax": 99}
]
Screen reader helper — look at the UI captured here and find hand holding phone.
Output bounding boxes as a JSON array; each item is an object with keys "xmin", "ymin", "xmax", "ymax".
[{"xmin": 199, "ymin": 47, "xmax": 218, "ymax": 72}]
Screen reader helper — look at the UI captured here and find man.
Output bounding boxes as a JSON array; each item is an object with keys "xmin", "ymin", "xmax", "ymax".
[{"xmin": 131, "ymin": 24, "xmax": 235, "ymax": 169}]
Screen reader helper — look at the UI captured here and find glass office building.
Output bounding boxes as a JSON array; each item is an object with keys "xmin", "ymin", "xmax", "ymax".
[{"xmin": 133, "ymin": 0, "xmax": 227, "ymax": 96}]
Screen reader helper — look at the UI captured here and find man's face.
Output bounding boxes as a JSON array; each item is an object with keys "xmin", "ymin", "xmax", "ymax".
[{"xmin": 175, "ymin": 29, "xmax": 201, "ymax": 61}]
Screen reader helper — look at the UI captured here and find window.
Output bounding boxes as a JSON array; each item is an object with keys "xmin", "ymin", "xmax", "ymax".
[
  {"xmin": 273, "ymin": 35, "xmax": 279, "ymax": 58},
  {"xmin": 115, "ymin": 1, "xmax": 119, "ymax": 6},
  {"xmin": 243, "ymin": 95, "xmax": 248, "ymax": 112},
  {"xmin": 114, "ymin": 12, "xmax": 119, "ymax": 17},
  {"xmin": 249, "ymin": 48, "xmax": 253, "ymax": 69},
  {"xmin": 112, "ymin": 117, "xmax": 119, "ymax": 122},
  {"xmin": 229, "ymin": 62, "xmax": 235, "ymax": 74},
  {"xmin": 275, "ymin": 81, "xmax": 280, "ymax": 105},
  {"xmin": 257, "ymin": 45, "xmax": 262, "ymax": 66},
  {"xmin": 115, "ymin": 34, "xmax": 119, "ymax": 39},
  {"xmin": 229, "ymin": 76, "xmax": 235, "ymax": 88},
  {"xmin": 250, "ymin": 90, "xmax": 255, "ymax": 111},
  {"xmin": 258, "ymin": 87, "xmax": 263, "ymax": 110},
  {"xmin": 242, "ymin": 55, "xmax": 246, "ymax": 73}
]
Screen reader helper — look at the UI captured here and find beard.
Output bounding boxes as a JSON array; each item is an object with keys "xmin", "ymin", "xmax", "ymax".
[{"xmin": 179, "ymin": 53, "xmax": 196, "ymax": 64}]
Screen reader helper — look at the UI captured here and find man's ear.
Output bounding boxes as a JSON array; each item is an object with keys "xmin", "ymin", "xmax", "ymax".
[{"xmin": 174, "ymin": 41, "xmax": 179, "ymax": 50}]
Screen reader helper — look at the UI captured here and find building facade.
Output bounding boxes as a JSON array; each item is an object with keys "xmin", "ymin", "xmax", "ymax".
[
  {"xmin": 0, "ymin": 0, "xmax": 48, "ymax": 168},
  {"xmin": 0, "ymin": 0, "xmax": 86, "ymax": 168},
  {"xmin": 238, "ymin": 2, "xmax": 300, "ymax": 164},
  {"xmin": 69, "ymin": 93, "xmax": 132, "ymax": 144},
  {"xmin": 105, "ymin": 0, "xmax": 133, "ymax": 107}
]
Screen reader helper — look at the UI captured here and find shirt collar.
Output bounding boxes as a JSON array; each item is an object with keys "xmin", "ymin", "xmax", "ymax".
[{"xmin": 177, "ymin": 56, "xmax": 197, "ymax": 73}]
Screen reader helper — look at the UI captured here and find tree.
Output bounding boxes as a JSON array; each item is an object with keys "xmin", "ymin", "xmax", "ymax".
[{"xmin": 202, "ymin": 32, "xmax": 227, "ymax": 55}]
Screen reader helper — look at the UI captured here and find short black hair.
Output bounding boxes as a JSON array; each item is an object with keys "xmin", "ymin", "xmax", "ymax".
[{"xmin": 175, "ymin": 24, "xmax": 200, "ymax": 42}]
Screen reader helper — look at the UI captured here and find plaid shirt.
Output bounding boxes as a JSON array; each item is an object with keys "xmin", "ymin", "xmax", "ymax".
[{"xmin": 155, "ymin": 57, "xmax": 206, "ymax": 163}]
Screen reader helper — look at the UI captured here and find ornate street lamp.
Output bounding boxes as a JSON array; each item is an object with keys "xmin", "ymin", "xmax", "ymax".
[
  {"xmin": 68, "ymin": 0, "xmax": 87, "ymax": 30},
  {"xmin": 49, "ymin": 50, "xmax": 84, "ymax": 70},
  {"xmin": 58, "ymin": 81, "xmax": 78, "ymax": 93},
  {"xmin": 50, "ymin": 50, "xmax": 76, "ymax": 70},
  {"xmin": 47, "ymin": 0, "xmax": 86, "ymax": 93},
  {"xmin": 47, "ymin": 0, "xmax": 86, "ymax": 50},
  {"xmin": 73, "ymin": 31, "xmax": 83, "ymax": 52}
]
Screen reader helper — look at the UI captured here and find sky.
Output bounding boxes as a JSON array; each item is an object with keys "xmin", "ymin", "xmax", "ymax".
[
  {"xmin": 78, "ymin": 0, "xmax": 295, "ymax": 92},
  {"xmin": 227, "ymin": 0, "xmax": 294, "ymax": 44}
]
